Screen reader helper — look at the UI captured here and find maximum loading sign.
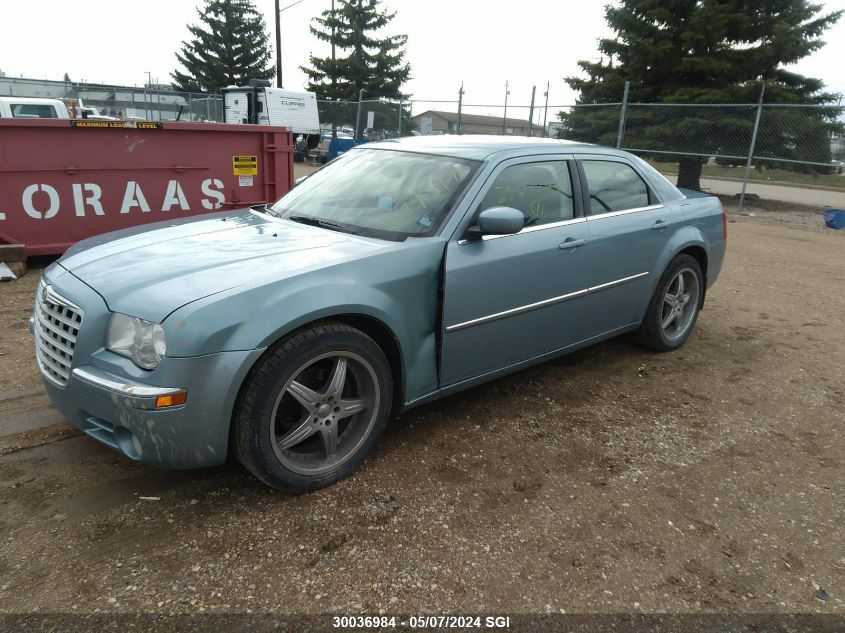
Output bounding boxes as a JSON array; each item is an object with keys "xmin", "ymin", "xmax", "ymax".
[{"xmin": 233, "ymin": 155, "xmax": 258, "ymax": 176}]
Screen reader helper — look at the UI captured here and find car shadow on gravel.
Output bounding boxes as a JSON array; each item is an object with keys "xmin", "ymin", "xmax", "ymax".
[{"xmin": 1, "ymin": 330, "xmax": 707, "ymax": 536}]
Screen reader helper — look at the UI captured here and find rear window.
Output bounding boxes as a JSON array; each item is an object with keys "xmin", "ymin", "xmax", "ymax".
[
  {"xmin": 11, "ymin": 103, "xmax": 59, "ymax": 119},
  {"xmin": 582, "ymin": 160, "xmax": 650, "ymax": 214},
  {"xmin": 630, "ymin": 154, "xmax": 685, "ymax": 202}
]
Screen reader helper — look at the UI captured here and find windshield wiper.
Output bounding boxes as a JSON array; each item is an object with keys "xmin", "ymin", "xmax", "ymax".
[
  {"xmin": 250, "ymin": 203, "xmax": 284, "ymax": 217},
  {"xmin": 286, "ymin": 215, "xmax": 351, "ymax": 234}
]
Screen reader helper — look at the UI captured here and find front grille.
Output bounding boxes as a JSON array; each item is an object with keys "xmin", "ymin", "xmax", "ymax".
[{"xmin": 34, "ymin": 281, "xmax": 83, "ymax": 387}]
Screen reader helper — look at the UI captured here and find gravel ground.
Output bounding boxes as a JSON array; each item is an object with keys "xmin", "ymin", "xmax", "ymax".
[{"xmin": 0, "ymin": 209, "xmax": 843, "ymax": 622}]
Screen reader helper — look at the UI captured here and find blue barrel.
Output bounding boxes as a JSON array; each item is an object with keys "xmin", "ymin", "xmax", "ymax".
[
  {"xmin": 822, "ymin": 209, "xmax": 845, "ymax": 230},
  {"xmin": 328, "ymin": 137, "xmax": 367, "ymax": 161}
]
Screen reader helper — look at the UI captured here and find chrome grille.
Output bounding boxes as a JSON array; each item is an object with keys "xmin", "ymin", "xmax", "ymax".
[{"xmin": 34, "ymin": 282, "xmax": 83, "ymax": 387}]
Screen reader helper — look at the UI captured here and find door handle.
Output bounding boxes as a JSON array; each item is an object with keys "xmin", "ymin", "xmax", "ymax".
[
  {"xmin": 651, "ymin": 219, "xmax": 670, "ymax": 230},
  {"xmin": 559, "ymin": 237, "xmax": 587, "ymax": 250}
]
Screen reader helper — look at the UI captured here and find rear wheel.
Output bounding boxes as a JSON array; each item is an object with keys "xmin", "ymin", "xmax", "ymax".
[
  {"xmin": 234, "ymin": 323, "xmax": 392, "ymax": 492},
  {"xmin": 635, "ymin": 254, "xmax": 704, "ymax": 352}
]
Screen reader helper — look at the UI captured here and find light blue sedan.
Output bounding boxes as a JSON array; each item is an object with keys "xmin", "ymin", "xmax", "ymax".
[{"xmin": 32, "ymin": 136, "xmax": 726, "ymax": 491}]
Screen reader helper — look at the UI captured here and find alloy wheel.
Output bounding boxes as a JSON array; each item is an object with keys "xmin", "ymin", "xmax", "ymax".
[
  {"xmin": 269, "ymin": 351, "xmax": 380, "ymax": 475},
  {"xmin": 660, "ymin": 267, "xmax": 700, "ymax": 342}
]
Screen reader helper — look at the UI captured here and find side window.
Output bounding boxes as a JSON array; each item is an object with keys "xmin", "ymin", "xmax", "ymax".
[
  {"xmin": 11, "ymin": 104, "xmax": 58, "ymax": 119},
  {"xmin": 582, "ymin": 160, "xmax": 650, "ymax": 215},
  {"xmin": 478, "ymin": 161, "xmax": 574, "ymax": 228}
]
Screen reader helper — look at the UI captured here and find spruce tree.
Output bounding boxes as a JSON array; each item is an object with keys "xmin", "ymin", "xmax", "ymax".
[
  {"xmin": 172, "ymin": 0, "xmax": 274, "ymax": 93},
  {"xmin": 562, "ymin": 0, "xmax": 842, "ymax": 190},
  {"xmin": 301, "ymin": 0, "xmax": 411, "ymax": 132}
]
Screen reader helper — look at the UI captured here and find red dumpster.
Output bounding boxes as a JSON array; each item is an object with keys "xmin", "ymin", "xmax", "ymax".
[{"xmin": 0, "ymin": 119, "xmax": 294, "ymax": 255}]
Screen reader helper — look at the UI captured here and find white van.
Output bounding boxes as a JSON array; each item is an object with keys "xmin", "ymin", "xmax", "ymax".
[{"xmin": 0, "ymin": 97, "xmax": 71, "ymax": 119}]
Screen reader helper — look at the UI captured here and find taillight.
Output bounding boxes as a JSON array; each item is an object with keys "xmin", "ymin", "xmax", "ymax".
[{"xmin": 721, "ymin": 205, "xmax": 728, "ymax": 240}]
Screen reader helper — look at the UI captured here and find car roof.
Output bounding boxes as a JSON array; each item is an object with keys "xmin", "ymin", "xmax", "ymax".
[{"xmin": 365, "ymin": 134, "xmax": 611, "ymax": 161}]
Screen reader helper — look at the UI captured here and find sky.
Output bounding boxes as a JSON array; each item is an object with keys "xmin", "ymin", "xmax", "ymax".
[{"xmin": 3, "ymin": 0, "xmax": 845, "ymax": 119}]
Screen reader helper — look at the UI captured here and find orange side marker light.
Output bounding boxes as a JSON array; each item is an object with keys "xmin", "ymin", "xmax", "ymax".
[{"xmin": 155, "ymin": 391, "xmax": 188, "ymax": 408}]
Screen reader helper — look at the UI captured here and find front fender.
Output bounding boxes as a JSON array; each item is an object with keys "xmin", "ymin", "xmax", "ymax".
[{"xmin": 163, "ymin": 239, "xmax": 446, "ymax": 404}]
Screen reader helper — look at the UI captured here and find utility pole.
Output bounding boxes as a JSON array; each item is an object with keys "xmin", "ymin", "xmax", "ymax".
[
  {"xmin": 542, "ymin": 81, "xmax": 549, "ymax": 136},
  {"xmin": 456, "ymin": 82, "xmax": 464, "ymax": 135},
  {"xmin": 502, "ymin": 80, "xmax": 509, "ymax": 135},
  {"xmin": 331, "ymin": 0, "xmax": 336, "ymax": 136},
  {"xmin": 527, "ymin": 85, "xmax": 536, "ymax": 137},
  {"xmin": 274, "ymin": 0, "xmax": 311, "ymax": 90},
  {"xmin": 331, "ymin": 0, "xmax": 336, "ymax": 67},
  {"xmin": 275, "ymin": 0, "xmax": 283, "ymax": 88}
]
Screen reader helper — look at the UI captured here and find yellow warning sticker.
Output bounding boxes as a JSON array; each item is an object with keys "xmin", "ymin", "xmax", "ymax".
[{"xmin": 233, "ymin": 155, "xmax": 258, "ymax": 176}]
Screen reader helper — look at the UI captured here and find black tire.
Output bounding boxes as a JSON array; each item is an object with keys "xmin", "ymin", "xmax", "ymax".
[
  {"xmin": 635, "ymin": 254, "xmax": 704, "ymax": 352},
  {"xmin": 234, "ymin": 323, "xmax": 393, "ymax": 492}
]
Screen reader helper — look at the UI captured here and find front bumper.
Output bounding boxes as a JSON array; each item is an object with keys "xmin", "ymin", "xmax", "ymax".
[
  {"xmin": 43, "ymin": 350, "xmax": 263, "ymax": 469},
  {"xmin": 35, "ymin": 262, "xmax": 264, "ymax": 469},
  {"xmin": 72, "ymin": 365, "xmax": 186, "ymax": 410}
]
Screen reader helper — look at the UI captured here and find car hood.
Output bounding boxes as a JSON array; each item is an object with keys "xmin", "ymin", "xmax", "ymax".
[{"xmin": 59, "ymin": 210, "xmax": 390, "ymax": 323}]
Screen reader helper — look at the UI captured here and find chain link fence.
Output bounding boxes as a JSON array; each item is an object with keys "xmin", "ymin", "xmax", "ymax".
[
  {"xmin": 650, "ymin": 104, "xmax": 841, "ymax": 210},
  {"xmin": 552, "ymin": 96, "xmax": 845, "ymax": 210},
  {"xmin": 5, "ymin": 75, "xmax": 844, "ymax": 209},
  {"xmin": 317, "ymin": 99, "xmax": 407, "ymax": 139},
  {"xmin": 0, "ymin": 76, "xmax": 222, "ymax": 122}
]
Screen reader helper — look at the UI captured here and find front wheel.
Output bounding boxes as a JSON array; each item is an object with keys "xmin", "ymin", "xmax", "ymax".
[
  {"xmin": 234, "ymin": 323, "xmax": 393, "ymax": 492},
  {"xmin": 635, "ymin": 254, "xmax": 704, "ymax": 352}
]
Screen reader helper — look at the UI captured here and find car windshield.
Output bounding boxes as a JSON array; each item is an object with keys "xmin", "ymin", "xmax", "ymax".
[{"xmin": 270, "ymin": 148, "xmax": 480, "ymax": 240}]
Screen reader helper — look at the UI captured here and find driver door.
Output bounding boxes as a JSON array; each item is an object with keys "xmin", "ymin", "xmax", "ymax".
[{"xmin": 440, "ymin": 156, "xmax": 594, "ymax": 387}]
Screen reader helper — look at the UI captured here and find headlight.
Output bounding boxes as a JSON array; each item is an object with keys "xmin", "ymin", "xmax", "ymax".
[{"xmin": 106, "ymin": 313, "xmax": 167, "ymax": 370}]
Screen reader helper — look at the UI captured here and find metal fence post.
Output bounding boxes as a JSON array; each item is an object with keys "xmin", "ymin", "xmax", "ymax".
[
  {"xmin": 616, "ymin": 81, "xmax": 630, "ymax": 149},
  {"xmin": 355, "ymin": 89, "xmax": 364, "ymax": 139},
  {"xmin": 738, "ymin": 83, "xmax": 766, "ymax": 214}
]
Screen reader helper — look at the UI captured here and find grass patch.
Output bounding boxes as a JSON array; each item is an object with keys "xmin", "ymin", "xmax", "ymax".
[{"xmin": 647, "ymin": 160, "xmax": 845, "ymax": 190}]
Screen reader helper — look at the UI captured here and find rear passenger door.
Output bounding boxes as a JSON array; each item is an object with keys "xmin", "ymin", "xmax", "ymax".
[{"xmin": 577, "ymin": 157, "xmax": 670, "ymax": 332}]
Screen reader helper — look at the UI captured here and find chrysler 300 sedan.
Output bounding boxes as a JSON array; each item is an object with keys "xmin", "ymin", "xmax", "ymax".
[{"xmin": 32, "ymin": 136, "xmax": 726, "ymax": 491}]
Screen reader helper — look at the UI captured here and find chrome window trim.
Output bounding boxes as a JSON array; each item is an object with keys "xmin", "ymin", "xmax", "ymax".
[
  {"xmin": 577, "ymin": 154, "xmax": 666, "ymax": 207},
  {"xmin": 445, "ymin": 271, "xmax": 649, "ymax": 333},
  {"xmin": 457, "ymin": 216, "xmax": 586, "ymax": 245},
  {"xmin": 586, "ymin": 203, "xmax": 664, "ymax": 220},
  {"xmin": 452, "ymin": 154, "xmax": 581, "ymax": 244}
]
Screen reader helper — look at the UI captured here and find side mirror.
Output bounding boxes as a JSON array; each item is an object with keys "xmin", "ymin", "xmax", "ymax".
[
  {"xmin": 466, "ymin": 206, "xmax": 525, "ymax": 238},
  {"xmin": 294, "ymin": 175, "xmax": 308, "ymax": 187}
]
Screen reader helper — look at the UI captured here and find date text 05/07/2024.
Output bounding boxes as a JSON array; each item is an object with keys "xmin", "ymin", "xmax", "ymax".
[{"xmin": 332, "ymin": 615, "xmax": 512, "ymax": 629}]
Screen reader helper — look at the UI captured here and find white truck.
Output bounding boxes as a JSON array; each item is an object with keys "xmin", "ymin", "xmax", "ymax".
[
  {"xmin": 0, "ymin": 97, "xmax": 118, "ymax": 120},
  {"xmin": 222, "ymin": 81, "xmax": 320, "ymax": 140},
  {"xmin": 79, "ymin": 105, "xmax": 119, "ymax": 121},
  {"xmin": 0, "ymin": 97, "xmax": 71, "ymax": 119}
]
